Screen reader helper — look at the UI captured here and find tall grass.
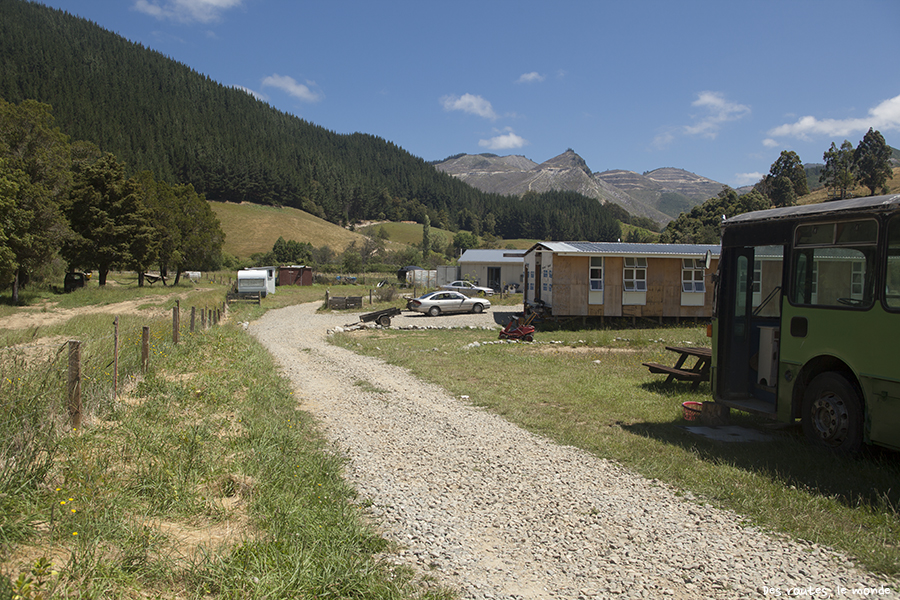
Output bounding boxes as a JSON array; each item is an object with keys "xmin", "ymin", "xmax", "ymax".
[{"xmin": 0, "ymin": 290, "xmax": 451, "ymax": 599}]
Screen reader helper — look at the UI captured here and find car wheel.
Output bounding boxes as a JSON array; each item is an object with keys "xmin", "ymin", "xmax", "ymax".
[
  {"xmin": 801, "ymin": 372, "xmax": 863, "ymax": 452},
  {"xmin": 472, "ymin": 303, "xmax": 484, "ymax": 314},
  {"xmin": 428, "ymin": 306, "xmax": 440, "ymax": 317}
]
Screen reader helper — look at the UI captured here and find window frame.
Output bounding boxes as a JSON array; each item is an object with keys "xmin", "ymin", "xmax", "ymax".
[
  {"xmin": 681, "ymin": 258, "xmax": 705, "ymax": 293},
  {"xmin": 589, "ymin": 256, "xmax": 603, "ymax": 291},
  {"xmin": 623, "ymin": 257, "xmax": 647, "ymax": 292}
]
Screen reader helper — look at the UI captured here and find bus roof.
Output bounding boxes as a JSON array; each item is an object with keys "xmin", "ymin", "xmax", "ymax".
[{"xmin": 724, "ymin": 194, "xmax": 900, "ymax": 226}]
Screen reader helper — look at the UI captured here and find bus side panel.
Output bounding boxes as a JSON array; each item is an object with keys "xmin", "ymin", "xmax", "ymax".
[{"xmin": 779, "ymin": 302, "xmax": 900, "ymax": 447}]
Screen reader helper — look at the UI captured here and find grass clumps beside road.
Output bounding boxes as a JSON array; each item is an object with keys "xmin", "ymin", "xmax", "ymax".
[
  {"xmin": 0, "ymin": 289, "xmax": 451, "ymax": 599},
  {"xmin": 332, "ymin": 323, "xmax": 900, "ymax": 580}
]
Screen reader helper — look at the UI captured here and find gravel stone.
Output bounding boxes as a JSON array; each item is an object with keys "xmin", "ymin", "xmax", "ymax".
[{"xmin": 250, "ymin": 302, "xmax": 894, "ymax": 599}]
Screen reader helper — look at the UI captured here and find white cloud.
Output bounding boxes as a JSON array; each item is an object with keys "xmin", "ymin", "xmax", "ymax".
[
  {"xmin": 261, "ymin": 74, "xmax": 322, "ymax": 103},
  {"xmin": 440, "ymin": 93, "xmax": 498, "ymax": 120},
  {"xmin": 734, "ymin": 172, "xmax": 764, "ymax": 186},
  {"xmin": 767, "ymin": 93, "xmax": 900, "ymax": 140},
  {"xmin": 478, "ymin": 128, "xmax": 528, "ymax": 150},
  {"xmin": 683, "ymin": 91, "xmax": 751, "ymax": 139},
  {"xmin": 234, "ymin": 85, "xmax": 267, "ymax": 102},
  {"xmin": 517, "ymin": 72, "xmax": 545, "ymax": 84},
  {"xmin": 653, "ymin": 92, "xmax": 749, "ymax": 150},
  {"xmin": 652, "ymin": 129, "xmax": 676, "ymax": 150},
  {"xmin": 133, "ymin": 0, "xmax": 243, "ymax": 23},
  {"xmin": 762, "ymin": 138, "xmax": 780, "ymax": 148}
]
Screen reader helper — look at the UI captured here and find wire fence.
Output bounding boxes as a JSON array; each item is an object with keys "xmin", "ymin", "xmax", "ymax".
[{"xmin": 0, "ymin": 299, "xmax": 227, "ymax": 497}]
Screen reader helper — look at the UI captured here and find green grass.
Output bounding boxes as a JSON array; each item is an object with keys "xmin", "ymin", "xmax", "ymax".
[
  {"xmin": 331, "ymin": 324, "xmax": 900, "ymax": 579},
  {"xmin": 209, "ymin": 200, "xmax": 368, "ymax": 258},
  {"xmin": 0, "ymin": 285, "xmax": 453, "ymax": 599},
  {"xmin": 359, "ymin": 222, "xmax": 453, "ymax": 249}
]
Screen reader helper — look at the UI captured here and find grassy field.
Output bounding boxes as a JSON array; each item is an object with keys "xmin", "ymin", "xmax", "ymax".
[
  {"xmin": 5, "ymin": 275, "xmax": 900, "ymax": 596},
  {"xmin": 209, "ymin": 201, "xmax": 369, "ymax": 258},
  {"xmin": 0, "ymin": 280, "xmax": 452, "ymax": 599},
  {"xmin": 331, "ymin": 322, "xmax": 900, "ymax": 579}
]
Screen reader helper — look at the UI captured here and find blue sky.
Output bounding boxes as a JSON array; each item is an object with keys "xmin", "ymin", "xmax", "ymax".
[{"xmin": 40, "ymin": 0, "xmax": 900, "ymax": 188}]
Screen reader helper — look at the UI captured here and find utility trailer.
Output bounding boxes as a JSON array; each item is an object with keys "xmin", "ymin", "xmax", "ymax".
[{"xmin": 358, "ymin": 307, "xmax": 401, "ymax": 327}]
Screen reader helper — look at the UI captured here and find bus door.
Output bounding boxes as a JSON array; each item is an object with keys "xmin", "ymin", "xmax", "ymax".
[{"xmin": 718, "ymin": 245, "xmax": 783, "ymax": 411}]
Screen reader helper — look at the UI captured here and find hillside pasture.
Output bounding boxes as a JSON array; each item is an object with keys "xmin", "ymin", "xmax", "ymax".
[
  {"xmin": 209, "ymin": 201, "xmax": 368, "ymax": 259},
  {"xmin": 801, "ymin": 166, "xmax": 899, "ymax": 205}
]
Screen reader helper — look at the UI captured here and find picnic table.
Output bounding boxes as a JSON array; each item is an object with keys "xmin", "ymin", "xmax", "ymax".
[{"xmin": 643, "ymin": 346, "xmax": 711, "ymax": 389}]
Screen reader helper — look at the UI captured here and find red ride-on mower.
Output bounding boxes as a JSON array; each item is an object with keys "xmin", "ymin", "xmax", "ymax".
[{"xmin": 499, "ymin": 313, "xmax": 537, "ymax": 342}]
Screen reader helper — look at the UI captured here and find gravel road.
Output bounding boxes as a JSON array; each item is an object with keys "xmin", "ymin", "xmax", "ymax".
[{"xmin": 250, "ymin": 302, "xmax": 892, "ymax": 599}]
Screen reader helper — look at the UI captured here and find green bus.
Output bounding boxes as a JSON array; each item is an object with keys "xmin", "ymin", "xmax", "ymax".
[{"xmin": 711, "ymin": 193, "xmax": 900, "ymax": 452}]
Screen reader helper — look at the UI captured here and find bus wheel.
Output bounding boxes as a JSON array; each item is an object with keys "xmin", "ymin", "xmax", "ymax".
[{"xmin": 801, "ymin": 373, "xmax": 863, "ymax": 452}]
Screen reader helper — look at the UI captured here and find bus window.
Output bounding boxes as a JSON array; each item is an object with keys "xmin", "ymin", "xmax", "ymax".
[
  {"xmin": 752, "ymin": 246, "xmax": 784, "ymax": 317},
  {"xmin": 792, "ymin": 219, "xmax": 877, "ymax": 309},
  {"xmin": 792, "ymin": 247, "xmax": 874, "ymax": 308},
  {"xmin": 887, "ymin": 215, "xmax": 900, "ymax": 309}
]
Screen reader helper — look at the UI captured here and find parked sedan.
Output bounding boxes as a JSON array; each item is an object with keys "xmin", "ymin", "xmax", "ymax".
[
  {"xmin": 440, "ymin": 280, "xmax": 495, "ymax": 296},
  {"xmin": 407, "ymin": 291, "xmax": 491, "ymax": 316}
]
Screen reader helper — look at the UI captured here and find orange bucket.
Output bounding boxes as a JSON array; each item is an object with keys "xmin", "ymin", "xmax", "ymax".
[{"xmin": 682, "ymin": 401, "xmax": 703, "ymax": 421}]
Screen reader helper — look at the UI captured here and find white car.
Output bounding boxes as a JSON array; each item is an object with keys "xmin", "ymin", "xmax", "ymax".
[
  {"xmin": 407, "ymin": 291, "xmax": 491, "ymax": 316},
  {"xmin": 441, "ymin": 280, "xmax": 494, "ymax": 296}
]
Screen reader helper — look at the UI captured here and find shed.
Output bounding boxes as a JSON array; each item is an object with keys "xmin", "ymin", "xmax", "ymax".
[
  {"xmin": 458, "ymin": 249, "xmax": 526, "ymax": 292},
  {"xmin": 523, "ymin": 242, "xmax": 720, "ymax": 319},
  {"xmin": 397, "ymin": 265, "xmax": 423, "ymax": 282},
  {"xmin": 278, "ymin": 265, "xmax": 313, "ymax": 286}
]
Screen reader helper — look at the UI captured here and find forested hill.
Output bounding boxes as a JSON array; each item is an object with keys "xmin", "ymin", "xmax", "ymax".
[{"xmin": 0, "ymin": 0, "xmax": 622, "ymax": 242}]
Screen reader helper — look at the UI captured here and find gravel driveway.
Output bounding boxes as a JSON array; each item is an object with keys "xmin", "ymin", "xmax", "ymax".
[{"xmin": 250, "ymin": 302, "xmax": 890, "ymax": 599}]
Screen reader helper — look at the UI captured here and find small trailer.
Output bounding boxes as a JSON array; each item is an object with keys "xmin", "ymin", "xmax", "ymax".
[
  {"xmin": 358, "ymin": 307, "xmax": 401, "ymax": 327},
  {"xmin": 227, "ymin": 269, "xmax": 274, "ymax": 304}
]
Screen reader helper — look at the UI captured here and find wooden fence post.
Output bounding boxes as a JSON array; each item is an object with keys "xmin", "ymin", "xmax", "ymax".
[
  {"xmin": 190, "ymin": 307, "xmax": 196, "ymax": 333},
  {"xmin": 172, "ymin": 301, "xmax": 180, "ymax": 344},
  {"xmin": 113, "ymin": 316, "xmax": 119, "ymax": 399},
  {"xmin": 67, "ymin": 340, "xmax": 81, "ymax": 430},
  {"xmin": 141, "ymin": 326, "xmax": 150, "ymax": 373}
]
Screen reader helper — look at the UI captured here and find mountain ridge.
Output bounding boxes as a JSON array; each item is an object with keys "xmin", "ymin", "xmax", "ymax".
[{"xmin": 434, "ymin": 150, "xmax": 728, "ymax": 226}]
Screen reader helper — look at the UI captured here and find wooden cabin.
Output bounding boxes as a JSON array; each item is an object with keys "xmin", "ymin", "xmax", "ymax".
[{"xmin": 523, "ymin": 242, "xmax": 720, "ymax": 319}]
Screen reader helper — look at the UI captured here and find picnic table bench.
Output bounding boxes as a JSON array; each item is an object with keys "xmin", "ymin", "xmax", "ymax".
[{"xmin": 643, "ymin": 346, "xmax": 711, "ymax": 389}]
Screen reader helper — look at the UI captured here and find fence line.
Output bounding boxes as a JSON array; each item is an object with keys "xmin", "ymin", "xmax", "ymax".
[{"xmin": 2, "ymin": 300, "xmax": 229, "ymax": 433}]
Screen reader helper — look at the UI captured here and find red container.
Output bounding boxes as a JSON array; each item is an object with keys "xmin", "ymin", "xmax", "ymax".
[{"xmin": 682, "ymin": 401, "xmax": 703, "ymax": 421}]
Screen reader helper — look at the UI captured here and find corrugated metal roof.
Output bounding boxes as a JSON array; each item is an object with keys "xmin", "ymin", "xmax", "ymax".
[
  {"xmin": 459, "ymin": 249, "xmax": 525, "ymax": 263},
  {"xmin": 726, "ymin": 194, "xmax": 900, "ymax": 225},
  {"xmin": 527, "ymin": 241, "xmax": 720, "ymax": 257}
]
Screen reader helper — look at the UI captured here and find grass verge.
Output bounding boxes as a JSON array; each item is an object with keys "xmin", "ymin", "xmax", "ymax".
[
  {"xmin": 331, "ymin": 323, "xmax": 900, "ymax": 579},
  {"xmin": 0, "ymin": 287, "xmax": 452, "ymax": 599}
]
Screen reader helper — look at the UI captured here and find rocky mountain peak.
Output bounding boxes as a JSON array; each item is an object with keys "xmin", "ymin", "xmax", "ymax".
[{"xmin": 538, "ymin": 149, "xmax": 592, "ymax": 175}]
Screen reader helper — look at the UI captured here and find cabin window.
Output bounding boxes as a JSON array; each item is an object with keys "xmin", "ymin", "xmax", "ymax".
[
  {"xmin": 850, "ymin": 261, "xmax": 865, "ymax": 300},
  {"xmin": 886, "ymin": 215, "xmax": 900, "ymax": 309},
  {"xmin": 623, "ymin": 257, "xmax": 647, "ymax": 291},
  {"xmin": 681, "ymin": 259, "xmax": 705, "ymax": 292},
  {"xmin": 589, "ymin": 257, "xmax": 603, "ymax": 291}
]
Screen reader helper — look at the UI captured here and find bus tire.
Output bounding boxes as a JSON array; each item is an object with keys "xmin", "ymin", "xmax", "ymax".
[{"xmin": 801, "ymin": 372, "xmax": 863, "ymax": 453}]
